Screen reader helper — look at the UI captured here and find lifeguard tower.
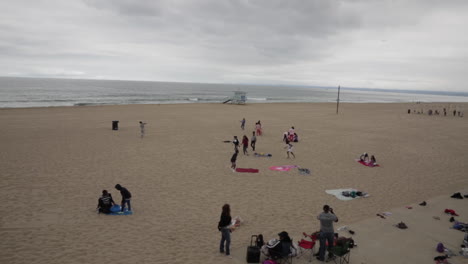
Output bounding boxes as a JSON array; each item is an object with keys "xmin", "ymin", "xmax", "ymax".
[{"xmin": 223, "ymin": 91, "xmax": 247, "ymax": 104}]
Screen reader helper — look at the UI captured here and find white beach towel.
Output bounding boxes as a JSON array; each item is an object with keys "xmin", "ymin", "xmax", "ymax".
[{"xmin": 325, "ymin": 188, "xmax": 370, "ymax": 201}]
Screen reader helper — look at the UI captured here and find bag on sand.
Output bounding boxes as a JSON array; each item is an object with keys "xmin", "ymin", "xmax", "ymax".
[
  {"xmin": 436, "ymin": 242, "xmax": 445, "ymax": 253},
  {"xmin": 246, "ymin": 235, "xmax": 261, "ymax": 263}
]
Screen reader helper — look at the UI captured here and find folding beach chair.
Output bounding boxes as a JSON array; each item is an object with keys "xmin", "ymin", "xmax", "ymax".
[
  {"xmin": 297, "ymin": 232, "xmax": 318, "ymax": 262},
  {"xmin": 327, "ymin": 240, "xmax": 351, "ymax": 264}
]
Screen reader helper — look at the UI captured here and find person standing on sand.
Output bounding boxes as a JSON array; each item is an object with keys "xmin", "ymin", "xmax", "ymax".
[
  {"xmin": 218, "ymin": 204, "xmax": 233, "ymax": 258},
  {"xmin": 251, "ymin": 131, "xmax": 257, "ymax": 151},
  {"xmin": 255, "ymin": 121, "xmax": 262, "ymax": 136},
  {"xmin": 115, "ymin": 184, "xmax": 132, "ymax": 212},
  {"xmin": 232, "ymin": 136, "xmax": 239, "ymax": 152},
  {"xmin": 230, "ymin": 149, "xmax": 238, "ymax": 171},
  {"xmin": 317, "ymin": 205, "xmax": 338, "ymax": 262},
  {"xmin": 139, "ymin": 121, "xmax": 147, "ymax": 138},
  {"xmin": 285, "ymin": 141, "xmax": 295, "ymax": 159},
  {"xmin": 242, "ymin": 135, "xmax": 249, "ymax": 155},
  {"xmin": 240, "ymin": 118, "xmax": 245, "ymax": 130}
]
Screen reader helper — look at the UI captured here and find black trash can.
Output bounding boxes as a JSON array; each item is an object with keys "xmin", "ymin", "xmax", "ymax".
[{"xmin": 112, "ymin": 121, "xmax": 119, "ymax": 130}]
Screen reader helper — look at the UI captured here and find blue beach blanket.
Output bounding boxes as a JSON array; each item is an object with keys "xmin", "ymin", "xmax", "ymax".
[{"xmin": 108, "ymin": 205, "xmax": 133, "ymax": 215}]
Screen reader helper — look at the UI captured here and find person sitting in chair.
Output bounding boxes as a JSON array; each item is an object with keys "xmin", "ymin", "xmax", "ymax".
[
  {"xmin": 266, "ymin": 231, "xmax": 294, "ymax": 259},
  {"xmin": 97, "ymin": 190, "xmax": 115, "ymax": 214}
]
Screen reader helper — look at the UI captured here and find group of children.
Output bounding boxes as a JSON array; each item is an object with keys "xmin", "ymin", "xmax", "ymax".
[{"xmin": 96, "ymin": 184, "xmax": 132, "ymax": 214}]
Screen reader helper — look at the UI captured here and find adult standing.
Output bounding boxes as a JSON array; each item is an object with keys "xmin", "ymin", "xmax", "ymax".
[
  {"xmin": 250, "ymin": 131, "xmax": 257, "ymax": 151},
  {"xmin": 317, "ymin": 205, "xmax": 338, "ymax": 262},
  {"xmin": 115, "ymin": 184, "xmax": 132, "ymax": 212},
  {"xmin": 139, "ymin": 121, "xmax": 147, "ymax": 138},
  {"xmin": 218, "ymin": 204, "xmax": 232, "ymax": 258}
]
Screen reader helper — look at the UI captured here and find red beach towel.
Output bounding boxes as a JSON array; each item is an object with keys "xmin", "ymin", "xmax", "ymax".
[{"xmin": 235, "ymin": 168, "xmax": 259, "ymax": 173}]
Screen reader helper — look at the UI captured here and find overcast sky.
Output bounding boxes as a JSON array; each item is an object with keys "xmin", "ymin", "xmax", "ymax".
[{"xmin": 1, "ymin": 0, "xmax": 467, "ymax": 91}]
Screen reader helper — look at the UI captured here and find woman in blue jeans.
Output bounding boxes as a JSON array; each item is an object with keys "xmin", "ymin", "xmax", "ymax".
[{"xmin": 218, "ymin": 204, "xmax": 232, "ymax": 257}]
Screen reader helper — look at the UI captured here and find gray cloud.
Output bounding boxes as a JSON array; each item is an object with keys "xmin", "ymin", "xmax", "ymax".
[{"xmin": 0, "ymin": 0, "xmax": 467, "ymax": 91}]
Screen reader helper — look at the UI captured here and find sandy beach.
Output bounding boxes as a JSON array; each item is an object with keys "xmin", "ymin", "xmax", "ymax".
[{"xmin": 1, "ymin": 102, "xmax": 467, "ymax": 264}]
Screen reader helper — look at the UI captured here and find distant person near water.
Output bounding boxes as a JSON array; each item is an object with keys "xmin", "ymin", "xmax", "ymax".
[
  {"xmin": 240, "ymin": 118, "xmax": 245, "ymax": 130},
  {"xmin": 317, "ymin": 205, "xmax": 339, "ymax": 262},
  {"xmin": 250, "ymin": 131, "xmax": 257, "ymax": 151},
  {"xmin": 218, "ymin": 204, "xmax": 232, "ymax": 258},
  {"xmin": 115, "ymin": 184, "xmax": 132, "ymax": 212},
  {"xmin": 139, "ymin": 121, "xmax": 147, "ymax": 138},
  {"xmin": 242, "ymin": 135, "xmax": 249, "ymax": 155},
  {"xmin": 97, "ymin": 190, "xmax": 115, "ymax": 214}
]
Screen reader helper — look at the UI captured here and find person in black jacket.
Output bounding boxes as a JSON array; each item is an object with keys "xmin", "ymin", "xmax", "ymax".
[
  {"xmin": 97, "ymin": 190, "xmax": 115, "ymax": 214},
  {"xmin": 115, "ymin": 184, "xmax": 132, "ymax": 212},
  {"xmin": 268, "ymin": 231, "xmax": 293, "ymax": 259},
  {"xmin": 218, "ymin": 204, "xmax": 232, "ymax": 257}
]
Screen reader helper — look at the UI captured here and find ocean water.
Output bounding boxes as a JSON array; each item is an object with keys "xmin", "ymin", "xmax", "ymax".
[{"xmin": 0, "ymin": 77, "xmax": 467, "ymax": 108}]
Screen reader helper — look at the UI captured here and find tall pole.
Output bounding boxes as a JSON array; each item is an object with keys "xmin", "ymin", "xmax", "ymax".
[{"xmin": 336, "ymin": 85, "xmax": 341, "ymax": 114}]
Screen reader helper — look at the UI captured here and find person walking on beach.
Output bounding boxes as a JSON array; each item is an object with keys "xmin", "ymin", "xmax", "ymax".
[
  {"xmin": 97, "ymin": 190, "xmax": 115, "ymax": 214},
  {"xmin": 255, "ymin": 121, "xmax": 262, "ymax": 136},
  {"xmin": 230, "ymin": 149, "xmax": 238, "ymax": 171},
  {"xmin": 242, "ymin": 135, "xmax": 249, "ymax": 155},
  {"xmin": 285, "ymin": 141, "xmax": 295, "ymax": 159},
  {"xmin": 115, "ymin": 184, "xmax": 132, "ymax": 212},
  {"xmin": 218, "ymin": 204, "xmax": 232, "ymax": 258},
  {"xmin": 139, "ymin": 121, "xmax": 147, "ymax": 138},
  {"xmin": 240, "ymin": 118, "xmax": 246, "ymax": 130},
  {"xmin": 250, "ymin": 131, "xmax": 257, "ymax": 151},
  {"xmin": 317, "ymin": 205, "xmax": 338, "ymax": 262},
  {"xmin": 232, "ymin": 136, "xmax": 239, "ymax": 152}
]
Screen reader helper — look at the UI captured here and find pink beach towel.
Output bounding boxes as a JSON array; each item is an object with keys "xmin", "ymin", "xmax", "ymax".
[
  {"xmin": 236, "ymin": 168, "xmax": 259, "ymax": 173},
  {"xmin": 356, "ymin": 160, "xmax": 380, "ymax": 167},
  {"xmin": 269, "ymin": 165, "xmax": 299, "ymax": 171}
]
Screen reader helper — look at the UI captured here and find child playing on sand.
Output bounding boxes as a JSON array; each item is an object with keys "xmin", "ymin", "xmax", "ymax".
[
  {"xmin": 285, "ymin": 141, "xmax": 295, "ymax": 159},
  {"xmin": 232, "ymin": 136, "xmax": 239, "ymax": 152},
  {"xmin": 230, "ymin": 149, "xmax": 238, "ymax": 171},
  {"xmin": 256, "ymin": 121, "xmax": 262, "ymax": 136},
  {"xmin": 250, "ymin": 131, "xmax": 256, "ymax": 151},
  {"xmin": 242, "ymin": 135, "xmax": 249, "ymax": 155}
]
